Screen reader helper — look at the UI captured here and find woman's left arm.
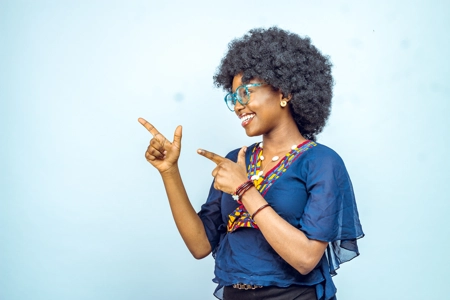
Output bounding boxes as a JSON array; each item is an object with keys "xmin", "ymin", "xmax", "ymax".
[
  {"xmin": 198, "ymin": 146, "xmax": 328, "ymax": 275},
  {"xmin": 240, "ymin": 188, "xmax": 328, "ymax": 275}
]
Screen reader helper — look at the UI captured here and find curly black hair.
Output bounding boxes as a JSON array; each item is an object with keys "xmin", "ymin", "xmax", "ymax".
[{"xmin": 213, "ymin": 27, "xmax": 333, "ymax": 141}]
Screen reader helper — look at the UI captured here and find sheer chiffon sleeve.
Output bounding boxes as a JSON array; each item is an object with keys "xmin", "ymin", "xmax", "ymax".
[
  {"xmin": 198, "ymin": 182, "xmax": 224, "ymax": 253},
  {"xmin": 300, "ymin": 149, "xmax": 364, "ymax": 275}
]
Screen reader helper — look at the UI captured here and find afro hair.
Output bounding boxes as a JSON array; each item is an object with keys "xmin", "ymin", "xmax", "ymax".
[{"xmin": 213, "ymin": 27, "xmax": 334, "ymax": 141}]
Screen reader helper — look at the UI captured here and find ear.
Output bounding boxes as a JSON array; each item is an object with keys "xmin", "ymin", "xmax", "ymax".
[{"xmin": 282, "ymin": 93, "xmax": 292, "ymax": 102}]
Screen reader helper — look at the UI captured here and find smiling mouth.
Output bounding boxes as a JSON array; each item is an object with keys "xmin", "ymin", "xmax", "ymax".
[{"xmin": 239, "ymin": 113, "xmax": 255, "ymax": 127}]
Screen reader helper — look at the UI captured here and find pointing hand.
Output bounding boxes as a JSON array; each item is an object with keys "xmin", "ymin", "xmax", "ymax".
[
  {"xmin": 197, "ymin": 147, "xmax": 248, "ymax": 194},
  {"xmin": 138, "ymin": 117, "xmax": 182, "ymax": 174}
]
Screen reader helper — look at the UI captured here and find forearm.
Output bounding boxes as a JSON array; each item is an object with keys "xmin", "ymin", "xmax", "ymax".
[
  {"xmin": 241, "ymin": 188, "xmax": 327, "ymax": 274},
  {"xmin": 160, "ymin": 166, "xmax": 211, "ymax": 259}
]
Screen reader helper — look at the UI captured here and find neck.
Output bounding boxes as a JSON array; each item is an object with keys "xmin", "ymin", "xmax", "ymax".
[{"xmin": 261, "ymin": 121, "xmax": 306, "ymax": 156}]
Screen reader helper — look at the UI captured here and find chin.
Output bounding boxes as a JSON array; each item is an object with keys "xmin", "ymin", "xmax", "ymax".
[{"xmin": 243, "ymin": 127, "xmax": 262, "ymax": 137}]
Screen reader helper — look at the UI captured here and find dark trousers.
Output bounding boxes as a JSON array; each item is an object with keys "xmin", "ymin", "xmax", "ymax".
[{"xmin": 223, "ymin": 285, "xmax": 317, "ymax": 300}]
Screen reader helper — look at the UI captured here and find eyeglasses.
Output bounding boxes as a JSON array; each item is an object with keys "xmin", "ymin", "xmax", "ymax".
[{"xmin": 224, "ymin": 83, "xmax": 265, "ymax": 112}]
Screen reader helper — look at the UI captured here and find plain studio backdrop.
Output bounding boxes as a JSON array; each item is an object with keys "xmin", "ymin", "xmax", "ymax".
[{"xmin": 1, "ymin": 1, "xmax": 449, "ymax": 299}]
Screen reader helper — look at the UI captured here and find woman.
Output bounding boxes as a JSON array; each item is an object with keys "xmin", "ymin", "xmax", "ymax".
[{"xmin": 139, "ymin": 27, "xmax": 364, "ymax": 300}]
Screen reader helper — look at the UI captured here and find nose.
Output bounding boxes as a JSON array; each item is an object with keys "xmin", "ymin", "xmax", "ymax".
[{"xmin": 234, "ymin": 99, "xmax": 246, "ymax": 113}]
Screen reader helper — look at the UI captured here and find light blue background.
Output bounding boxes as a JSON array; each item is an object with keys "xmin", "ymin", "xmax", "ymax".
[{"xmin": 1, "ymin": 1, "xmax": 449, "ymax": 299}]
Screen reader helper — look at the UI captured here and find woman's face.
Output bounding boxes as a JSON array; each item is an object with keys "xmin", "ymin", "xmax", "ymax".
[{"xmin": 232, "ymin": 73, "xmax": 290, "ymax": 137}]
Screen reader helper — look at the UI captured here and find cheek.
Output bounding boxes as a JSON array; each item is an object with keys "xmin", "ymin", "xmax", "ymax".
[
  {"xmin": 259, "ymin": 98, "xmax": 280, "ymax": 112},
  {"xmin": 246, "ymin": 91, "xmax": 281, "ymax": 115}
]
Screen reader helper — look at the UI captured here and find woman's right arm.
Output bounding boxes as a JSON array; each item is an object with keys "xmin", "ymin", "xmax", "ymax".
[{"xmin": 138, "ymin": 118, "xmax": 212, "ymax": 259}]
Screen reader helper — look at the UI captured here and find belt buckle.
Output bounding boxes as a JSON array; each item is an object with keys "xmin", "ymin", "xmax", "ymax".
[{"xmin": 232, "ymin": 283, "xmax": 263, "ymax": 290}]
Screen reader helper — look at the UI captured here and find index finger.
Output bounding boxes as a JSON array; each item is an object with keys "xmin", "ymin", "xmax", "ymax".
[
  {"xmin": 138, "ymin": 117, "xmax": 161, "ymax": 137},
  {"xmin": 197, "ymin": 149, "xmax": 226, "ymax": 165}
]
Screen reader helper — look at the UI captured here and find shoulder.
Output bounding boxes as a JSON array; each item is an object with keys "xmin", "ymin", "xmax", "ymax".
[
  {"xmin": 301, "ymin": 142, "xmax": 348, "ymax": 174},
  {"xmin": 308, "ymin": 143, "xmax": 344, "ymax": 163},
  {"xmin": 299, "ymin": 143, "xmax": 354, "ymax": 192}
]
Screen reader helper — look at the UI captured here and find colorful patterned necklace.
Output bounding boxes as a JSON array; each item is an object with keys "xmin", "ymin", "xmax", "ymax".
[{"xmin": 247, "ymin": 140, "xmax": 317, "ymax": 197}]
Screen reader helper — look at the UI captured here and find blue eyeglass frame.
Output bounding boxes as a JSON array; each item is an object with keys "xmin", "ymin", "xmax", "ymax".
[{"xmin": 224, "ymin": 83, "xmax": 265, "ymax": 112}]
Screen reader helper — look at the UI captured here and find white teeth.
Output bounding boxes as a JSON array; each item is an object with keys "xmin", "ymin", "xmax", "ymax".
[{"xmin": 240, "ymin": 114, "xmax": 255, "ymax": 122}]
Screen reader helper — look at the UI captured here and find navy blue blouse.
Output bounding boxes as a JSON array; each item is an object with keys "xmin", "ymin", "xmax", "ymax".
[{"xmin": 198, "ymin": 142, "xmax": 364, "ymax": 300}]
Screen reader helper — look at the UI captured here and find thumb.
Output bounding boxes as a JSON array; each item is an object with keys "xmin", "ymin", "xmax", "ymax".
[
  {"xmin": 172, "ymin": 125, "xmax": 182, "ymax": 150},
  {"xmin": 237, "ymin": 146, "xmax": 247, "ymax": 166}
]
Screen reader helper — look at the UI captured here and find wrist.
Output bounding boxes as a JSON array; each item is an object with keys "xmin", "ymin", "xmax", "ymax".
[
  {"xmin": 160, "ymin": 164, "xmax": 180, "ymax": 178},
  {"xmin": 232, "ymin": 180, "xmax": 254, "ymax": 202},
  {"xmin": 251, "ymin": 203, "xmax": 270, "ymax": 220}
]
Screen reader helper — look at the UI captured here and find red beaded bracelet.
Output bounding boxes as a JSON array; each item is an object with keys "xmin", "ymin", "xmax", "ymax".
[{"xmin": 232, "ymin": 180, "xmax": 254, "ymax": 201}]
